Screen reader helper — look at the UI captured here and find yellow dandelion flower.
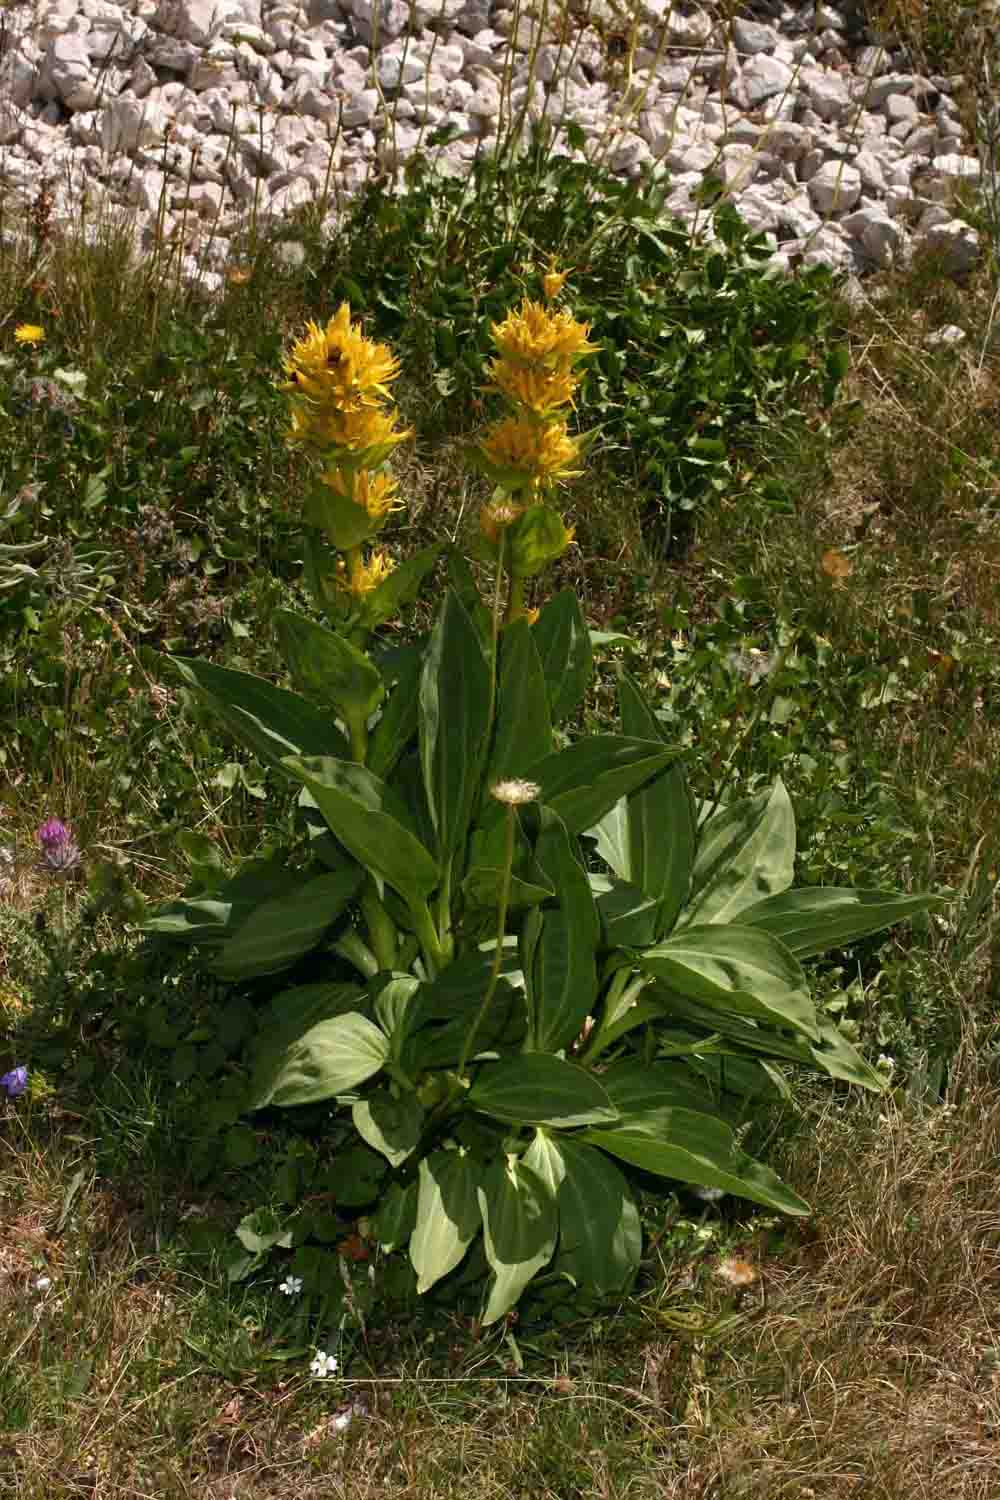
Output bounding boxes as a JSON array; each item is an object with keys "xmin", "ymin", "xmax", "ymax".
[
  {"xmin": 336, "ymin": 549, "xmax": 396, "ymax": 597},
  {"xmin": 488, "ymin": 356, "xmax": 579, "ymax": 415},
  {"xmin": 481, "ymin": 415, "xmax": 583, "ymax": 491},
  {"xmin": 321, "ymin": 466, "xmax": 402, "ymax": 521},
  {"xmin": 14, "ymin": 323, "xmax": 45, "ymax": 345},
  {"xmin": 282, "ymin": 303, "xmax": 400, "ymax": 410},
  {"xmin": 490, "ymin": 299, "xmax": 597, "ymax": 367}
]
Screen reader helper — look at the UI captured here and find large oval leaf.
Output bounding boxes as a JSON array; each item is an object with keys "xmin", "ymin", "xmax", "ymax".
[
  {"xmin": 210, "ymin": 868, "xmax": 362, "ymax": 981},
  {"xmin": 352, "ymin": 1089, "xmax": 424, "ymax": 1166},
  {"xmin": 283, "ymin": 755, "xmax": 439, "ymax": 910},
  {"xmin": 524, "ymin": 1132, "xmax": 641, "ymax": 1297},
  {"xmin": 741, "ymin": 886, "xmax": 942, "ymax": 960},
  {"xmin": 274, "ymin": 610, "xmax": 385, "ymax": 722},
  {"xmin": 529, "ymin": 736, "xmax": 678, "ymax": 835},
  {"xmin": 468, "ymin": 1055, "xmax": 617, "ymax": 1127},
  {"xmin": 168, "ymin": 656, "xmax": 348, "ymax": 771},
  {"xmin": 615, "ymin": 672, "xmax": 695, "ymax": 935},
  {"xmin": 251, "ymin": 1012, "xmax": 388, "ymax": 1109},
  {"xmin": 409, "ymin": 1150, "xmax": 482, "ymax": 1295},
  {"xmin": 684, "ymin": 779, "xmax": 795, "ymax": 926},
  {"xmin": 531, "ymin": 588, "xmax": 593, "ymax": 723},
  {"xmin": 420, "ymin": 591, "xmax": 491, "ymax": 861},
  {"xmin": 371, "ymin": 1179, "xmax": 418, "ymax": 1253},
  {"xmin": 635, "ymin": 924, "xmax": 819, "ymax": 1042},
  {"xmin": 527, "ymin": 808, "xmax": 600, "ymax": 1052},
  {"xmin": 585, "ymin": 1106, "xmax": 810, "ymax": 1216},
  {"xmin": 490, "ymin": 618, "xmax": 553, "ymax": 783},
  {"xmin": 600, "ymin": 1058, "xmax": 720, "ymax": 1115},
  {"xmin": 478, "ymin": 1156, "xmax": 557, "ymax": 1324}
]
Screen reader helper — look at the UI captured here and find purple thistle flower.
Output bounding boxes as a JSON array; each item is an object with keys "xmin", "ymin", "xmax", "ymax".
[
  {"xmin": 1, "ymin": 1065, "xmax": 28, "ymax": 1098},
  {"xmin": 37, "ymin": 817, "xmax": 81, "ymax": 872}
]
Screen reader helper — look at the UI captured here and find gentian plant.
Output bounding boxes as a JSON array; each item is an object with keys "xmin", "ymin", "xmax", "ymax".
[{"xmin": 144, "ymin": 278, "xmax": 940, "ymax": 1323}]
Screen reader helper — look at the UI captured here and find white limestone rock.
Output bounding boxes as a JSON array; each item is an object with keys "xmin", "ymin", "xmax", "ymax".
[{"xmin": 808, "ymin": 159, "xmax": 862, "ymax": 214}]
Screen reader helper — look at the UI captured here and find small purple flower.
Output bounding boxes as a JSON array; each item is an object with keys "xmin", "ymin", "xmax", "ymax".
[
  {"xmin": 37, "ymin": 817, "xmax": 81, "ymax": 872},
  {"xmin": 1, "ymin": 1065, "xmax": 28, "ymax": 1098}
]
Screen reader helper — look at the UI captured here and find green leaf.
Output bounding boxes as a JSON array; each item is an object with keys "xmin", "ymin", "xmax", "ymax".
[
  {"xmin": 362, "ymin": 543, "xmax": 444, "ymax": 630},
  {"xmin": 168, "ymin": 656, "xmax": 348, "ymax": 773},
  {"xmin": 490, "ymin": 619, "xmax": 553, "ymax": 783},
  {"xmin": 468, "ymin": 1055, "xmax": 617, "ymax": 1127},
  {"xmin": 811, "ymin": 1019, "xmax": 887, "ymax": 1090},
  {"xmin": 530, "ymin": 736, "xmax": 678, "ymax": 835},
  {"xmin": 600, "ymin": 1057, "xmax": 721, "ymax": 1115},
  {"xmin": 410, "ymin": 1150, "xmax": 483, "ymax": 1294},
  {"xmin": 593, "ymin": 874, "xmax": 663, "ymax": 949},
  {"xmin": 371, "ymin": 1179, "xmax": 418, "ymax": 1253},
  {"xmin": 613, "ymin": 672, "xmax": 695, "ymax": 935},
  {"xmin": 368, "ymin": 647, "xmax": 423, "ymax": 779},
  {"xmin": 531, "ymin": 589, "xmax": 593, "ymax": 723},
  {"xmin": 741, "ymin": 886, "xmax": 944, "ymax": 959},
  {"xmin": 462, "ymin": 807, "xmax": 554, "ymax": 911},
  {"xmin": 209, "ymin": 868, "xmax": 362, "ymax": 981},
  {"xmin": 507, "ymin": 505, "xmax": 575, "ymax": 577},
  {"xmin": 251, "ymin": 1012, "xmax": 389, "ymax": 1109},
  {"xmin": 274, "ymin": 610, "xmax": 384, "ymax": 723},
  {"xmin": 283, "ymin": 755, "xmax": 439, "ymax": 910},
  {"xmin": 524, "ymin": 1132, "xmax": 641, "ymax": 1296},
  {"xmin": 635, "ymin": 924, "xmax": 819, "ymax": 1042},
  {"xmin": 685, "ymin": 780, "xmax": 795, "ymax": 926},
  {"xmin": 586, "ymin": 1108, "xmax": 810, "ymax": 1216},
  {"xmin": 352, "ymin": 1089, "xmax": 424, "ymax": 1166},
  {"xmin": 478, "ymin": 1156, "xmax": 557, "ymax": 1324},
  {"xmin": 257, "ymin": 981, "xmax": 364, "ymax": 1053},
  {"xmin": 374, "ymin": 975, "xmax": 421, "ymax": 1052},
  {"xmin": 236, "ymin": 1208, "xmax": 293, "ymax": 1254},
  {"xmin": 420, "ymin": 592, "xmax": 492, "ymax": 862},
  {"xmin": 304, "ymin": 475, "xmax": 378, "ymax": 550},
  {"xmin": 328, "ymin": 1144, "xmax": 387, "ymax": 1206},
  {"xmin": 527, "ymin": 807, "xmax": 600, "ymax": 1051}
]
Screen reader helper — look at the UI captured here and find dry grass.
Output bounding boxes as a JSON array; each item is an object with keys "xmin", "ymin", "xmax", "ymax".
[{"xmin": 3, "ymin": 1031, "xmax": 1000, "ymax": 1498}]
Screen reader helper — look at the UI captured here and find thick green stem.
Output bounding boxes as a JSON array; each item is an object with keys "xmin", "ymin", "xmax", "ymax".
[
  {"xmin": 332, "ymin": 930, "xmax": 380, "ymax": 980},
  {"xmin": 504, "ymin": 571, "xmax": 527, "ymax": 628},
  {"xmin": 359, "ymin": 878, "xmax": 397, "ymax": 972},
  {"xmin": 410, "ymin": 899, "xmax": 447, "ymax": 979},
  {"xmin": 347, "ymin": 711, "xmax": 369, "ymax": 765},
  {"xmin": 456, "ymin": 805, "xmax": 516, "ymax": 1081}
]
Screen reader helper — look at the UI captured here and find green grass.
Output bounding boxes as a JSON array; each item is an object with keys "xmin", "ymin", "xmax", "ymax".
[{"xmin": 3, "ymin": 12, "xmax": 1000, "ymax": 1491}]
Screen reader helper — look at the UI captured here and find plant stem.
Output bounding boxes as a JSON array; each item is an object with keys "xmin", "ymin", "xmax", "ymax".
[
  {"xmin": 359, "ymin": 879, "xmax": 397, "ymax": 972},
  {"xmin": 332, "ymin": 930, "xmax": 379, "ymax": 980},
  {"xmin": 504, "ymin": 572, "xmax": 526, "ymax": 627},
  {"xmin": 456, "ymin": 805, "xmax": 516, "ymax": 1081},
  {"xmin": 410, "ymin": 899, "xmax": 447, "ymax": 978}
]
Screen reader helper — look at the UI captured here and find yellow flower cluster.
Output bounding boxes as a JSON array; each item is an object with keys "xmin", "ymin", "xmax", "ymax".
[
  {"xmin": 282, "ymin": 303, "xmax": 410, "ymax": 600},
  {"xmin": 478, "ymin": 277, "xmax": 595, "ymax": 549}
]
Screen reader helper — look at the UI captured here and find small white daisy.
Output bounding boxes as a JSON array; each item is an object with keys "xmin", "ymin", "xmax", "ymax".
[
  {"xmin": 278, "ymin": 1275, "xmax": 303, "ymax": 1297},
  {"xmin": 310, "ymin": 1351, "xmax": 339, "ymax": 1379}
]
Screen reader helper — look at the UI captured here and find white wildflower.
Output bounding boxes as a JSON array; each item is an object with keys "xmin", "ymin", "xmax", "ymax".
[
  {"xmin": 310, "ymin": 1350, "xmax": 339, "ymax": 1379},
  {"xmin": 491, "ymin": 778, "xmax": 542, "ymax": 806},
  {"xmin": 278, "ymin": 1276, "xmax": 303, "ymax": 1297}
]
